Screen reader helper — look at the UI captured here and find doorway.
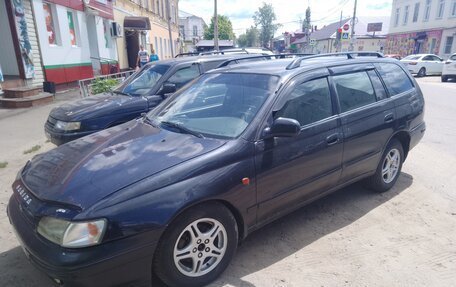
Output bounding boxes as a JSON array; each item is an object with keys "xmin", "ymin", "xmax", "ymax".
[
  {"xmin": 126, "ymin": 30, "xmax": 139, "ymax": 69},
  {"xmin": 0, "ymin": 0, "xmax": 21, "ymax": 88},
  {"xmin": 86, "ymin": 15, "xmax": 101, "ymax": 75}
]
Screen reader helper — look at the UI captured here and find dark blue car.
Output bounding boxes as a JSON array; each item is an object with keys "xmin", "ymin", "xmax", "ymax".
[
  {"xmin": 9, "ymin": 53, "xmax": 425, "ymax": 287},
  {"xmin": 45, "ymin": 54, "xmax": 263, "ymax": 145}
]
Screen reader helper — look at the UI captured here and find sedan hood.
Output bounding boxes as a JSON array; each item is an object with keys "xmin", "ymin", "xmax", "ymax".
[
  {"xmin": 49, "ymin": 93, "xmax": 142, "ymax": 121},
  {"xmin": 21, "ymin": 120, "xmax": 226, "ymax": 210}
]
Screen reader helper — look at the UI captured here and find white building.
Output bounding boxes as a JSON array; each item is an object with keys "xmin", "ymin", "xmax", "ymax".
[
  {"xmin": 386, "ymin": 0, "xmax": 456, "ymax": 57},
  {"xmin": 178, "ymin": 10, "xmax": 207, "ymax": 52}
]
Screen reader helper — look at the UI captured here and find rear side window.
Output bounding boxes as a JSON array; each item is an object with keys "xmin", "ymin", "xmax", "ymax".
[
  {"xmin": 367, "ymin": 70, "xmax": 387, "ymax": 100},
  {"xmin": 375, "ymin": 63, "xmax": 414, "ymax": 96},
  {"xmin": 333, "ymin": 71, "xmax": 376, "ymax": 112},
  {"xmin": 167, "ymin": 65, "xmax": 200, "ymax": 89},
  {"xmin": 275, "ymin": 77, "xmax": 332, "ymax": 126}
]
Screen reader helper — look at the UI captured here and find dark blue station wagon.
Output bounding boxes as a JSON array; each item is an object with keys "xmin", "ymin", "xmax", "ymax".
[{"xmin": 8, "ymin": 53, "xmax": 425, "ymax": 287}]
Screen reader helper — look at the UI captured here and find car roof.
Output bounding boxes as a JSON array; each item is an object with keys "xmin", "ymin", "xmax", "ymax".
[
  {"xmin": 209, "ymin": 53, "xmax": 400, "ymax": 78},
  {"xmin": 144, "ymin": 54, "xmax": 265, "ymax": 67}
]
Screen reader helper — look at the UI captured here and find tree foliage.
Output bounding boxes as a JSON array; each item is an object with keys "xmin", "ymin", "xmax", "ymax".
[
  {"xmin": 253, "ymin": 2, "xmax": 280, "ymax": 48},
  {"xmin": 204, "ymin": 15, "xmax": 235, "ymax": 40},
  {"xmin": 237, "ymin": 26, "xmax": 259, "ymax": 47}
]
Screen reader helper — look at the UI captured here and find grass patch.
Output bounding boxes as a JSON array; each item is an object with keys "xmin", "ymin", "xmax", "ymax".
[
  {"xmin": 0, "ymin": 161, "xmax": 7, "ymax": 169},
  {"xmin": 23, "ymin": 145, "xmax": 41, "ymax": 154}
]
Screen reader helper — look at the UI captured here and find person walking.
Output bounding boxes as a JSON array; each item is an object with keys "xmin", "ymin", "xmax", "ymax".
[
  {"xmin": 149, "ymin": 49, "xmax": 159, "ymax": 62},
  {"xmin": 136, "ymin": 45, "xmax": 149, "ymax": 69}
]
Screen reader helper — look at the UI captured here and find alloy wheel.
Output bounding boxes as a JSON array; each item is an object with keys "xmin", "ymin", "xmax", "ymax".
[
  {"xmin": 382, "ymin": 148, "xmax": 401, "ymax": 184},
  {"xmin": 173, "ymin": 218, "xmax": 227, "ymax": 277}
]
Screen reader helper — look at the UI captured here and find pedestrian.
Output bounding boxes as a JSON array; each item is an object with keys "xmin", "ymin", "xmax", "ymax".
[
  {"xmin": 149, "ymin": 49, "xmax": 159, "ymax": 62},
  {"xmin": 136, "ymin": 45, "xmax": 149, "ymax": 69}
]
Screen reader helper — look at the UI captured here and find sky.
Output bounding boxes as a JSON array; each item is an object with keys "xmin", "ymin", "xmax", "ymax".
[{"xmin": 179, "ymin": 0, "xmax": 393, "ymax": 37}]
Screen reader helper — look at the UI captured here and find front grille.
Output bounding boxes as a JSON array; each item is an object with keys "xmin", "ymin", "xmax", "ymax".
[{"xmin": 47, "ymin": 116, "xmax": 57, "ymax": 129}]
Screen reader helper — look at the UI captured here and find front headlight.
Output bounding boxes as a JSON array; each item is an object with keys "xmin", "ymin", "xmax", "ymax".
[
  {"xmin": 37, "ymin": 217, "xmax": 106, "ymax": 248},
  {"xmin": 55, "ymin": 120, "xmax": 81, "ymax": 131}
]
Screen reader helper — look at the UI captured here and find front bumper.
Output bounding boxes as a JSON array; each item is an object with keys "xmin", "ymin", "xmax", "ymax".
[{"xmin": 7, "ymin": 195, "xmax": 162, "ymax": 287}]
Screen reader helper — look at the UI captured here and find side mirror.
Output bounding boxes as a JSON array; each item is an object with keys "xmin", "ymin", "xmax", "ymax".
[
  {"xmin": 265, "ymin": 117, "xmax": 301, "ymax": 138},
  {"xmin": 160, "ymin": 83, "xmax": 176, "ymax": 95}
]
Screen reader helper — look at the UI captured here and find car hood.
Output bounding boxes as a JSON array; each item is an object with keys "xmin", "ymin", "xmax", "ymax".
[
  {"xmin": 21, "ymin": 120, "xmax": 226, "ymax": 210},
  {"xmin": 49, "ymin": 93, "xmax": 141, "ymax": 121}
]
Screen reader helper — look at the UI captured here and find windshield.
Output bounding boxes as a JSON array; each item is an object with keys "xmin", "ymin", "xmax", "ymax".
[
  {"xmin": 114, "ymin": 64, "xmax": 170, "ymax": 96},
  {"xmin": 403, "ymin": 55, "xmax": 421, "ymax": 60},
  {"xmin": 147, "ymin": 73, "xmax": 279, "ymax": 139}
]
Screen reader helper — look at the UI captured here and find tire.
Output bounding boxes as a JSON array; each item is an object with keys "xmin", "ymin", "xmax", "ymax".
[
  {"xmin": 365, "ymin": 139, "xmax": 404, "ymax": 193},
  {"xmin": 441, "ymin": 75, "xmax": 448, "ymax": 82},
  {"xmin": 153, "ymin": 202, "xmax": 238, "ymax": 287},
  {"xmin": 417, "ymin": 67, "xmax": 426, "ymax": 77}
]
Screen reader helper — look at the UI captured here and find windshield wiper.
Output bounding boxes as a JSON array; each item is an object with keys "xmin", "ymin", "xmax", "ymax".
[
  {"xmin": 160, "ymin": 121, "xmax": 204, "ymax": 138},
  {"xmin": 111, "ymin": 90, "xmax": 131, "ymax": 96}
]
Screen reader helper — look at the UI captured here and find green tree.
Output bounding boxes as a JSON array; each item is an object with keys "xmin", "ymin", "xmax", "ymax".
[
  {"xmin": 204, "ymin": 15, "xmax": 235, "ymax": 40},
  {"xmin": 253, "ymin": 2, "xmax": 280, "ymax": 48},
  {"xmin": 237, "ymin": 26, "xmax": 260, "ymax": 47}
]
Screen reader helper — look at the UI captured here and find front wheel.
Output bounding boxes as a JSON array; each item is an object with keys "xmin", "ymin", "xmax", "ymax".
[
  {"xmin": 441, "ymin": 75, "xmax": 448, "ymax": 82},
  {"xmin": 154, "ymin": 202, "xmax": 238, "ymax": 287},
  {"xmin": 365, "ymin": 139, "xmax": 404, "ymax": 192}
]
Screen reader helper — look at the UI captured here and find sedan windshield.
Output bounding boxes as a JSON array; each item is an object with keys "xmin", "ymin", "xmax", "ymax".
[
  {"xmin": 114, "ymin": 64, "xmax": 170, "ymax": 96},
  {"xmin": 148, "ymin": 73, "xmax": 279, "ymax": 139}
]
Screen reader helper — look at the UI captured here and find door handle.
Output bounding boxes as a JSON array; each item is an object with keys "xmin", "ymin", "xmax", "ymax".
[
  {"xmin": 326, "ymin": 133, "xmax": 339, "ymax": 146},
  {"xmin": 384, "ymin": 113, "xmax": 394, "ymax": 123}
]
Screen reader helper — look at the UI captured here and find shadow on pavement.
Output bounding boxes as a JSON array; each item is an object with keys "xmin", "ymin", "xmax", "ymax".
[{"xmin": 0, "ymin": 173, "xmax": 413, "ymax": 287}]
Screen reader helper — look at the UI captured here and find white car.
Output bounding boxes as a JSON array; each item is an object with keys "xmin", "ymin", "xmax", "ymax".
[
  {"xmin": 400, "ymin": 54, "xmax": 444, "ymax": 77},
  {"xmin": 441, "ymin": 53, "xmax": 456, "ymax": 82}
]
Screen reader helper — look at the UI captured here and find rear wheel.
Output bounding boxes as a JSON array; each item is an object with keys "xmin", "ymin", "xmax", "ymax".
[
  {"xmin": 154, "ymin": 202, "xmax": 238, "ymax": 287},
  {"xmin": 417, "ymin": 67, "xmax": 426, "ymax": 77},
  {"xmin": 441, "ymin": 75, "xmax": 448, "ymax": 82},
  {"xmin": 365, "ymin": 139, "xmax": 404, "ymax": 193}
]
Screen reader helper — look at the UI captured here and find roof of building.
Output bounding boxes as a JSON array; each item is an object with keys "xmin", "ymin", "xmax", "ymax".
[
  {"xmin": 179, "ymin": 10, "xmax": 203, "ymax": 19},
  {"xmin": 196, "ymin": 40, "xmax": 234, "ymax": 47}
]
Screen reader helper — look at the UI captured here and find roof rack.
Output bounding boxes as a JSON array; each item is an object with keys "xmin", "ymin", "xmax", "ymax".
[
  {"xmin": 286, "ymin": 51, "xmax": 384, "ymax": 70},
  {"xmin": 217, "ymin": 53, "xmax": 314, "ymax": 68},
  {"xmin": 175, "ymin": 52, "xmax": 200, "ymax": 58}
]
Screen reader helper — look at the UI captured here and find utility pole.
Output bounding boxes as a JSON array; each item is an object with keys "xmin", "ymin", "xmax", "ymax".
[
  {"xmin": 349, "ymin": 0, "xmax": 357, "ymax": 51},
  {"xmin": 214, "ymin": 0, "xmax": 219, "ymax": 51},
  {"xmin": 338, "ymin": 10, "xmax": 342, "ymax": 52},
  {"xmin": 166, "ymin": 0, "xmax": 174, "ymax": 57}
]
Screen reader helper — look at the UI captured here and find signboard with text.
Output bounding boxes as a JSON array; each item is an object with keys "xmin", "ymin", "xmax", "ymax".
[{"xmin": 367, "ymin": 22, "xmax": 383, "ymax": 33}]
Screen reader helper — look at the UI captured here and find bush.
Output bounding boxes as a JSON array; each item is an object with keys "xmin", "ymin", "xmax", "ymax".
[{"xmin": 90, "ymin": 78, "xmax": 119, "ymax": 95}]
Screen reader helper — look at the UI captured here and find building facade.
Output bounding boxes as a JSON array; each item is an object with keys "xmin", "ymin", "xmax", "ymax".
[
  {"xmin": 31, "ymin": 0, "xmax": 118, "ymax": 84},
  {"xmin": 178, "ymin": 10, "xmax": 206, "ymax": 52},
  {"xmin": 386, "ymin": 0, "xmax": 456, "ymax": 58},
  {"xmin": 113, "ymin": 0, "xmax": 179, "ymax": 70}
]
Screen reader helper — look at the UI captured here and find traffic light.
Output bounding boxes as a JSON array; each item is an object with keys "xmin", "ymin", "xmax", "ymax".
[{"xmin": 337, "ymin": 28, "xmax": 342, "ymax": 40}]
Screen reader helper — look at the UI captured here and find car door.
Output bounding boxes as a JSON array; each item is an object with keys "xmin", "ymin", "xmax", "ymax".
[
  {"xmin": 431, "ymin": 55, "xmax": 444, "ymax": 74},
  {"xmin": 255, "ymin": 69, "xmax": 343, "ymax": 224},
  {"xmin": 421, "ymin": 55, "xmax": 435, "ymax": 73},
  {"xmin": 332, "ymin": 65, "xmax": 396, "ymax": 184}
]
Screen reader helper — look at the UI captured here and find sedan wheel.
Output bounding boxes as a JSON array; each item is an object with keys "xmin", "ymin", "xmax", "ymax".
[
  {"xmin": 381, "ymin": 149, "xmax": 401, "ymax": 184},
  {"xmin": 154, "ymin": 202, "xmax": 238, "ymax": 287},
  {"xmin": 418, "ymin": 67, "xmax": 426, "ymax": 77}
]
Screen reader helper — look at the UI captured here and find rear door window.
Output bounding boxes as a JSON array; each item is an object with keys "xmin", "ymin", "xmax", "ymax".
[
  {"xmin": 333, "ymin": 71, "xmax": 376, "ymax": 113},
  {"xmin": 375, "ymin": 63, "xmax": 414, "ymax": 96},
  {"xmin": 167, "ymin": 64, "xmax": 201, "ymax": 89},
  {"xmin": 275, "ymin": 77, "xmax": 333, "ymax": 126}
]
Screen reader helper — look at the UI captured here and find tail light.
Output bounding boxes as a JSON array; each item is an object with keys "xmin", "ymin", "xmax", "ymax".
[{"xmin": 408, "ymin": 62, "xmax": 417, "ymax": 65}]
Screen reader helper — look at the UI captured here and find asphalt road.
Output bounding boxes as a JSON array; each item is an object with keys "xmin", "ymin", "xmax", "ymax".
[{"xmin": 0, "ymin": 78, "xmax": 455, "ymax": 287}]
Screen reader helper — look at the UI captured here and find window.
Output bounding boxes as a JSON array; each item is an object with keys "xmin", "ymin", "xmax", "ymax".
[
  {"xmin": 367, "ymin": 70, "xmax": 387, "ymax": 100},
  {"xmin": 160, "ymin": 37, "xmax": 163, "ymax": 59},
  {"xmin": 193, "ymin": 25, "xmax": 198, "ymax": 37},
  {"xmin": 424, "ymin": 0, "xmax": 431, "ymax": 21},
  {"xmin": 120, "ymin": 64, "xmax": 170, "ymax": 96},
  {"xmin": 103, "ymin": 20, "xmax": 112, "ymax": 48},
  {"xmin": 167, "ymin": 65, "xmax": 200, "ymax": 89},
  {"xmin": 171, "ymin": 4, "xmax": 176, "ymax": 23},
  {"xmin": 429, "ymin": 38, "xmax": 437, "ymax": 53},
  {"xmin": 156, "ymin": 0, "xmax": 159, "ymax": 15},
  {"xmin": 394, "ymin": 8, "xmax": 400, "ymax": 26},
  {"xmin": 403, "ymin": 5, "xmax": 409, "ymax": 25},
  {"xmin": 164, "ymin": 40, "xmax": 167, "ymax": 58},
  {"xmin": 437, "ymin": 0, "xmax": 445, "ymax": 18},
  {"xmin": 375, "ymin": 63, "xmax": 414, "ymax": 96},
  {"xmin": 451, "ymin": 0, "xmax": 456, "ymax": 16},
  {"xmin": 179, "ymin": 25, "xmax": 185, "ymax": 38},
  {"xmin": 445, "ymin": 37, "xmax": 454, "ymax": 54},
  {"xmin": 67, "ymin": 11, "xmax": 78, "ymax": 46},
  {"xmin": 275, "ymin": 78, "xmax": 332, "ymax": 126},
  {"xmin": 413, "ymin": 2, "xmax": 420, "ymax": 22},
  {"xmin": 333, "ymin": 71, "xmax": 376, "ymax": 112},
  {"xmin": 154, "ymin": 36, "xmax": 158, "ymax": 54},
  {"xmin": 43, "ymin": 3, "xmax": 60, "ymax": 45}
]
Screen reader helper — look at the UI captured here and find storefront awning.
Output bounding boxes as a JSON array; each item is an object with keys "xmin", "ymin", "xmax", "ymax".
[{"xmin": 124, "ymin": 17, "xmax": 151, "ymax": 30}]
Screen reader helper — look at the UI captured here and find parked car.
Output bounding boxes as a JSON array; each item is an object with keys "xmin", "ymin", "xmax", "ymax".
[
  {"xmin": 45, "ymin": 54, "xmax": 266, "ymax": 145},
  {"xmin": 8, "ymin": 53, "xmax": 425, "ymax": 287},
  {"xmin": 441, "ymin": 53, "xmax": 456, "ymax": 82},
  {"xmin": 400, "ymin": 53, "xmax": 444, "ymax": 77},
  {"xmin": 384, "ymin": 54, "xmax": 402, "ymax": 60}
]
